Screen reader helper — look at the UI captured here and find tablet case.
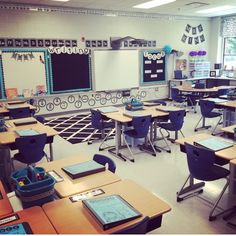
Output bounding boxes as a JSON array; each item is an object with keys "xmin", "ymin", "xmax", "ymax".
[
  {"xmin": 194, "ymin": 138, "xmax": 233, "ymax": 152},
  {"xmin": 13, "ymin": 118, "xmax": 37, "ymax": 126},
  {"xmin": 62, "ymin": 160, "xmax": 106, "ymax": 179},
  {"xmin": 82, "ymin": 194, "xmax": 142, "ymax": 230},
  {"xmin": 15, "ymin": 129, "xmax": 39, "ymax": 136}
]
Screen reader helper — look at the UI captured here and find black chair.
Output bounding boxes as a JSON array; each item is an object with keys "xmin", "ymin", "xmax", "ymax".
[
  {"xmin": 93, "ymin": 154, "xmax": 116, "ymax": 173},
  {"xmin": 194, "ymin": 99, "xmax": 222, "ymax": 135},
  {"xmin": 157, "ymin": 110, "xmax": 185, "ymax": 153},
  {"xmin": 113, "ymin": 216, "xmax": 149, "ymax": 234},
  {"xmin": 9, "ymin": 107, "xmax": 32, "ymax": 119},
  {"xmin": 123, "ymin": 115, "xmax": 156, "ymax": 162},
  {"xmin": 13, "ymin": 133, "xmax": 49, "ymax": 166},
  {"xmin": 87, "ymin": 109, "xmax": 115, "ymax": 151},
  {"xmin": 177, "ymin": 142, "xmax": 230, "ymax": 221}
]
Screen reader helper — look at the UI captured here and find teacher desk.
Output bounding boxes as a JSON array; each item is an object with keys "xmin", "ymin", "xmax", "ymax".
[
  {"xmin": 38, "ymin": 155, "xmax": 121, "ymax": 198},
  {"xmin": 42, "ymin": 179, "xmax": 171, "ymax": 234}
]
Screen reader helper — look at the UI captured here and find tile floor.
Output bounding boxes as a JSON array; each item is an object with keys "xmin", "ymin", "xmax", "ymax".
[{"xmin": 15, "ymin": 106, "xmax": 236, "ymax": 234}]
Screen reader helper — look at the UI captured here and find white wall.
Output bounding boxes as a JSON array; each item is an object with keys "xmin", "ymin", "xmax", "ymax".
[{"xmin": 0, "ymin": 8, "xmax": 213, "ymax": 114}]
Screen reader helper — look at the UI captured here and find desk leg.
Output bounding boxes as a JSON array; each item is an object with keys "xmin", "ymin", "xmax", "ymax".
[
  {"xmin": 176, "ymin": 174, "xmax": 205, "ymax": 202},
  {"xmin": 108, "ymin": 121, "xmax": 126, "ymax": 161},
  {"xmin": 49, "ymin": 143, "xmax": 53, "ymax": 162}
]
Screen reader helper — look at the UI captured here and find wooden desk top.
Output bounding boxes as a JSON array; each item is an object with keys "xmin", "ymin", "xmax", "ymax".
[
  {"xmin": 216, "ymin": 100, "xmax": 236, "ymax": 109},
  {"xmin": 0, "ymin": 181, "xmax": 13, "ymax": 217},
  {"xmin": 105, "ymin": 107, "xmax": 168, "ymax": 123},
  {"xmin": 38, "ymin": 155, "xmax": 121, "ymax": 198},
  {"xmin": 0, "ymin": 104, "xmax": 36, "ymax": 114},
  {"xmin": 221, "ymin": 124, "xmax": 236, "ymax": 134},
  {"xmin": 0, "ymin": 118, "xmax": 58, "ymax": 145},
  {"xmin": 177, "ymin": 85, "xmax": 235, "ymax": 93},
  {"xmin": 42, "ymin": 179, "xmax": 171, "ymax": 234},
  {"xmin": 176, "ymin": 133, "xmax": 236, "ymax": 160},
  {"xmin": 0, "ymin": 206, "xmax": 56, "ymax": 234}
]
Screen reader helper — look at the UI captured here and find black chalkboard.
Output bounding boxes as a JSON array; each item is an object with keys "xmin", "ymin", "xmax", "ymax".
[
  {"xmin": 50, "ymin": 53, "xmax": 91, "ymax": 93},
  {"xmin": 141, "ymin": 50, "xmax": 166, "ymax": 85}
]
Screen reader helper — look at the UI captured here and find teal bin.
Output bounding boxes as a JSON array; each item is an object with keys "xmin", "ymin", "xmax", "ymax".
[{"xmin": 11, "ymin": 166, "xmax": 55, "ymax": 209}]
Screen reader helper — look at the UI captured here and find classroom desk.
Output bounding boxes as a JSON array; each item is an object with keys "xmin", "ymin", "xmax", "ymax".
[
  {"xmin": 0, "ymin": 104, "xmax": 36, "ymax": 117},
  {"xmin": 221, "ymin": 124, "xmax": 236, "ymax": 139},
  {"xmin": 42, "ymin": 179, "xmax": 171, "ymax": 234},
  {"xmin": 0, "ymin": 206, "xmax": 56, "ymax": 234},
  {"xmin": 176, "ymin": 133, "xmax": 236, "ymax": 196},
  {"xmin": 0, "ymin": 117, "xmax": 58, "ymax": 161},
  {"xmin": 38, "ymin": 155, "xmax": 121, "ymax": 198},
  {"xmin": 0, "ymin": 181, "xmax": 13, "ymax": 217},
  {"xmin": 104, "ymin": 106, "xmax": 168, "ymax": 161}
]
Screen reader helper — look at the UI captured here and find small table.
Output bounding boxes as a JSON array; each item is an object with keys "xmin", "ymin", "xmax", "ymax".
[
  {"xmin": 0, "ymin": 181, "xmax": 13, "ymax": 217},
  {"xmin": 38, "ymin": 155, "xmax": 121, "ymax": 198},
  {"xmin": 42, "ymin": 179, "xmax": 171, "ymax": 234}
]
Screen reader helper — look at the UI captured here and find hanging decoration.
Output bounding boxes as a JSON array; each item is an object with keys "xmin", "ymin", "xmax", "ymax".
[
  {"xmin": 181, "ymin": 23, "xmax": 205, "ymax": 45},
  {"xmin": 11, "ymin": 52, "xmax": 35, "ymax": 61}
]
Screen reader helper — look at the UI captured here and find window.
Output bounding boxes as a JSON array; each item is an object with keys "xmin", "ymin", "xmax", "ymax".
[{"xmin": 223, "ymin": 37, "xmax": 236, "ymax": 70}]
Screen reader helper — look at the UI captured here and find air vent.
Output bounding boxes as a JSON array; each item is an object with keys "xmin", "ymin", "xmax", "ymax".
[{"xmin": 185, "ymin": 2, "xmax": 209, "ymax": 8}]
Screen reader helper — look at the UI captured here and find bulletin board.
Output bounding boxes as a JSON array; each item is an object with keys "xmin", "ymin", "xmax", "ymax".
[
  {"xmin": 93, "ymin": 50, "xmax": 140, "ymax": 91},
  {"xmin": 49, "ymin": 53, "xmax": 91, "ymax": 94},
  {"xmin": 141, "ymin": 50, "xmax": 166, "ymax": 85},
  {"xmin": 0, "ymin": 48, "xmax": 49, "ymax": 98}
]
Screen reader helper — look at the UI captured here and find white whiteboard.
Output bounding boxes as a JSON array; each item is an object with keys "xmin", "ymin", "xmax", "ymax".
[
  {"xmin": 93, "ymin": 50, "xmax": 140, "ymax": 91},
  {"xmin": 2, "ymin": 51, "xmax": 47, "ymax": 95}
]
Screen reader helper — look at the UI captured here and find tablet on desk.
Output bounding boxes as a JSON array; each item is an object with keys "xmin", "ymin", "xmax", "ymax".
[
  {"xmin": 97, "ymin": 106, "xmax": 119, "ymax": 113},
  {"xmin": 15, "ymin": 129, "xmax": 39, "ymax": 136},
  {"xmin": 0, "ymin": 222, "xmax": 33, "ymax": 234}
]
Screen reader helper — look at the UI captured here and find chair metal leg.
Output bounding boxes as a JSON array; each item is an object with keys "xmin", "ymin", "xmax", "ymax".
[
  {"xmin": 87, "ymin": 129, "xmax": 97, "ymax": 144},
  {"xmin": 98, "ymin": 131, "xmax": 115, "ymax": 151},
  {"xmin": 194, "ymin": 117, "xmax": 211, "ymax": 132},
  {"xmin": 211, "ymin": 115, "xmax": 223, "ymax": 136},
  {"xmin": 155, "ymin": 128, "xmax": 171, "ymax": 153},
  {"xmin": 122, "ymin": 135, "xmax": 135, "ymax": 162}
]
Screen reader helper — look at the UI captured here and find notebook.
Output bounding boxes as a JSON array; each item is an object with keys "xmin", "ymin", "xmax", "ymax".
[
  {"xmin": 206, "ymin": 98, "xmax": 228, "ymax": 103},
  {"xmin": 194, "ymin": 138, "xmax": 233, "ymax": 152},
  {"xmin": 15, "ymin": 129, "xmax": 39, "ymax": 136},
  {"xmin": 97, "ymin": 106, "xmax": 119, "ymax": 113},
  {"xmin": 62, "ymin": 160, "xmax": 106, "ymax": 179},
  {"xmin": 13, "ymin": 118, "xmax": 37, "ymax": 126},
  {"xmin": 143, "ymin": 101, "xmax": 161, "ymax": 107},
  {"xmin": 82, "ymin": 194, "xmax": 142, "ymax": 230},
  {"xmin": 123, "ymin": 111, "xmax": 145, "ymax": 118}
]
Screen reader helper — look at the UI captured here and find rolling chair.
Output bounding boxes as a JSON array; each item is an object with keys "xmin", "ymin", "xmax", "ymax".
[
  {"xmin": 177, "ymin": 142, "xmax": 230, "ymax": 221},
  {"xmin": 87, "ymin": 109, "xmax": 115, "ymax": 151},
  {"xmin": 9, "ymin": 107, "xmax": 32, "ymax": 119},
  {"xmin": 157, "ymin": 110, "xmax": 185, "ymax": 153},
  {"xmin": 93, "ymin": 154, "xmax": 116, "ymax": 173},
  {"xmin": 123, "ymin": 115, "xmax": 156, "ymax": 162},
  {"xmin": 194, "ymin": 99, "xmax": 222, "ymax": 135},
  {"xmin": 113, "ymin": 216, "xmax": 150, "ymax": 234},
  {"xmin": 13, "ymin": 133, "xmax": 49, "ymax": 168}
]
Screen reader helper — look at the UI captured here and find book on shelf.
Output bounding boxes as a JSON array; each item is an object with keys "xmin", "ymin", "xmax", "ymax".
[
  {"xmin": 13, "ymin": 118, "xmax": 37, "ymax": 126},
  {"xmin": 62, "ymin": 160, "xmax": 106, "ymax": 179},
  {"xmin": 82, "ymin": 194, "xmax": 142, "ymax": 230},
  {"xmin": 15, "ymin": 129, "xmax": 39, "ymax": 136},
  {"xmin": 97, "ymin": 106, "xmax": 119, "ymax": 113},
  {"xmin": 194, "ymin": 138, "xmax": 233, "ymax": 152}
]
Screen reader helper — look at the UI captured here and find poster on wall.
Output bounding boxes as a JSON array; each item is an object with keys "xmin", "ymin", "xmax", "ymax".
[
  {"xmin": 175, "ymin": 59, "xmax": 187, "ymax": 71},
  {"xmin": 181, "ymin": 23, "xmax": 205, "ymax": 44}
]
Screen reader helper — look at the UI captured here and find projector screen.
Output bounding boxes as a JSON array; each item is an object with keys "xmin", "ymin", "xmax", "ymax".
[{"xmin": 93, "ymin": 50, "xmax": 140, "ymax": 91}]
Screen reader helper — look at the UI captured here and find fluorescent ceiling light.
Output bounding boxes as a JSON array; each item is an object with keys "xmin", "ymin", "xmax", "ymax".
[
  {"xmin": 196, "ymin": 5, "xmax": 235, "ymax": 14},
  {"xmin": 133, "ymin": 0, "xmax": 176, "ymax": 9}
]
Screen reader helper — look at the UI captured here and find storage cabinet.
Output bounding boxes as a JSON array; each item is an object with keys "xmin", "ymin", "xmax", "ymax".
[{"xmin": 189, "ymin": 61, "xmax": 210, "ymax": 78}]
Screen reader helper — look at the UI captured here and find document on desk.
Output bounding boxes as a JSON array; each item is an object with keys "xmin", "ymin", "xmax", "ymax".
[
  {"xmin": 155, "ymin": 106, "xmax": 182, "ymax": 112},
  {"xmin": 15, "ymin": 129, "xmax": 39, "ymax": 136},
  {"xmin": 123, "ymin": 111, "xmax": 145, "ymax": 118},
  {"xmin": 82, "ymin": 194, "xmax": 142, "ymax": 230},
  {"xmin": 206, "ymin": 98, "xmax": 228, "ymax": 103},
  {"xmin": 194, "ymin": 138, "xmax": 233, "ymax": 152},
  {"xmin": 62, "ymin": 160, "xmax": 105, "ymax": 179},
  {"xmin": 97, "ymin": 106, "xmax": 119, "ymax": 113}
]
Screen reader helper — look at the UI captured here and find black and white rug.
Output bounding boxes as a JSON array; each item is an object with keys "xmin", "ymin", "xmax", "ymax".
[{"xmin": 45, "ymin": 113, "xmax": 115, "ymax": 144}]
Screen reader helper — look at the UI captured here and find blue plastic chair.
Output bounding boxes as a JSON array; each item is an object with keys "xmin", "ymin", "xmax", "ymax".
[
  {"xmin": 123, "ymin": 115, "xmax": 156, "ymax": 162},
  {"xmin": 87, "ymin": 109, "xmax": 114, "ymax": 151},
  {"xmin": 171, "ymin": 87, "xmax": 186, "ymax": 106},
  {"xmin": 178, "ymin": 143, "xmax": 230, "ymax": 221},
  {"xmin": 9, "ymin": 107, "xmax": 32, "ymax": 119},
  {"xmin": 13, "ymin": 133, "xmax": 49, "ymax": 166},
  {"xmin": 113, "ymin": 216, "xmax": 150, "ymax": 234},
  {"xmin": 158, "ymin": 110, "xmax": 185, "ymax": 153},
  {"xmin": 194, "ymin": 99, "xmax": 222, "ymax": 135},
  {"xmin": 93, "ymin": 154, "xmax": 116, "ymax": 173}
]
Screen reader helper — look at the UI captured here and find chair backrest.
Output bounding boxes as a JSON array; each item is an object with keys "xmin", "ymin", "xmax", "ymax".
[
  {"xmin": 169, "ymin": 110, "xmax": 185, "ymax": 130},
  {"xmin": 113, "ymin": 216, "xmax": 149, "ymax": 234},
  {"xmin": 132, "ymin": 115, "xmax": 151, "ymax": 139},
  {"xmin": 194, "ymin": 83, "xmax": 205, "ymax": 89},
  {"xmin": 15, "ymin": 133, "xmax": 47, "ymax": 164},
  {"xmin": 90, "ymin": 109, "xmax": 103, "ymax": 130},
  {"xmin": 9, "ymin": 107, "xmax": 32, "ymax": 119},
  {"xmin": 93, "ymin": 154, "xmax": 116, "ymax": 173},
  {"xmin": 185, "ymin": 142, "xmax": 215, "ymax": 181},
  {"xmin": 35, "ymin": 116, "xmax": 45, "ymax": 124},
  {"xmin": 218, "ymin": 88, "xmax": 229, "ymax": 96},
  {"xmin": 199, "ymin": 100, "xmax": 215, "ymax": 117},
  {"xmin": 171, "ymin": 87, "xmax": 179, "ymax": 100}
]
